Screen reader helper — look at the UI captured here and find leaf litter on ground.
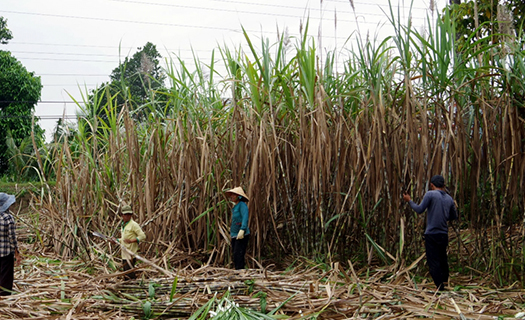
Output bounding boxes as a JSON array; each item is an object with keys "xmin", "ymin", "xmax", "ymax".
[{"xmin": 2, "ymin": 249, "xmax": 525, "ymax": 320}]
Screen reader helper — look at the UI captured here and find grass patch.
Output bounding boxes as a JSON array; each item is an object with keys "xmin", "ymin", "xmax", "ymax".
[{"xmin": 0, "ymin": 180, "xmax": 56, "ymax": 197}]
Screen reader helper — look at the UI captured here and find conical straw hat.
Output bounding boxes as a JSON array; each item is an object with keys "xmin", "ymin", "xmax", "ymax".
[{"xmin": 225, "ymin": 187, "xmax": 249, "ymax": 201}]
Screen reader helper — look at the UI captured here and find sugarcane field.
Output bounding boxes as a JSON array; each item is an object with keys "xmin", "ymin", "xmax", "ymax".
[{"xmin": 1, "ymin": 1, "xmax": 525, "ymax": 319}]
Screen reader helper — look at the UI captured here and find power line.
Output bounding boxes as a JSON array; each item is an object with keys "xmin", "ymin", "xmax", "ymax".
[
  {"xmin": 118, "ymin": 0, "xmax": 337, "ymax": 14},
  {"xmin": 0, "ymin": 115, "xmax": 79, "ymax": 120},
  {"xmin": 3, "ymin": 13, "xmax": 432, "ymax": 58},
  {"xmin": 109, "ymin": 0, "xmax": 356, "ymax": 22},
  {"xmin": 11, "ymin": 51, "xmax": 208, "ymax": 62},
  {"xmin": 14, "ymin": 56, "xmax": 207, "ymax": 64},
  {"xmin": 2, "ymin": 10, "xmax": 256, "ymax": 33},
  {"xmin": 42, "ymin": 84, "xmax": 99, "ymax": 87},
  {"xmin": 13, "ymin": 57, "xmax": 115, "ymax": 63},
  {"xmin": 38, "ymin": 115, "xmax": 79, "ymax": 119},
  {"xmin": 0, "ymin": 100, "xmax": 82, "ymax": 104},
  {"xmin": 326, "ymin": 0, "xmax": 429, "ymax": 10},
  {"xmin": 8, "ymin": 43, "xmax": 215, "ymax": 54},
  {"xmin": 209, "ymin": 0, "xmax": 429, "ymax": 11},
  {"xmin": 111, "ymin": 0, "xmax": 429, "ymax": 21},
  {"xmin": 8, "ymin": 37, "xmax": 398, "ymax": 66},
  {"xmin": 10, "ymin": 50, "xmax": 120, "ymax": 57},
  {"xmin": 37, "ymin": 73, "xmax": 109, "ymax": 76},
  {"xmin": 3, "ymin": 10, "xmax": 426, "ymax": 42},
  {"xmin": 106, "ymin": 0, "xmax": 427, "ymax": 23},
  {"xmin": 9, "ymin": 41, "xmax": 135, "ymax": 50}
]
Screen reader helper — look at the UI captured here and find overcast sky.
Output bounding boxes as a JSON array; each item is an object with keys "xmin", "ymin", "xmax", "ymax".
[{"xmin": 1, "ymin": 0, "xmax": 446, "ymax": 141}]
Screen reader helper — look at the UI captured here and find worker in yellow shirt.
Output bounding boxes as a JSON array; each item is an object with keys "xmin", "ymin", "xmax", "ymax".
[{"xmin": 117, "ymin": 205, "xmax": 146, "ymax": 279}]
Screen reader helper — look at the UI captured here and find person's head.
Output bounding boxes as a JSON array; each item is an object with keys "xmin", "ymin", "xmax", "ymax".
[
  {"xmin": 225, "ymin": 187, "xmax": 249, "ymax": 203},
  {"xmin": 430, "ymin": 175, "xmax": 445, "ymax": 190},
  {"xmin": 121, "ymin": 205, "xmax": 133, "ymax": 222},
  {"xmin": 0, "ymin": 193, "xmax": 16, "ymax": 214}
]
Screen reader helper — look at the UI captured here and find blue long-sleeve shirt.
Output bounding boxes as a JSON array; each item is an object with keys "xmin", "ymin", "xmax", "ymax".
[
  {"xmin": 230, "ymin": 201, "xmax": 250, "ymax": 238},
  {"xmin": 409, "ymin": 190, "xmax": 458, "ymax": 235}
]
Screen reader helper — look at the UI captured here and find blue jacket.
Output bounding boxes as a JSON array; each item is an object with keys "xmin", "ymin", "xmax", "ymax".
[
  {"xmin": 409, "ymin": 190, "xmax": 458, "ymax": 235},
  {"xmin": 230, "ymin": 201, "xmax": 250, "ymax": 238}
]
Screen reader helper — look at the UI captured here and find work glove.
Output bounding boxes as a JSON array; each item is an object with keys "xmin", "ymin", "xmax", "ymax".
[{"xmin": 237, "ymin": 229, "xmax": 245, "ymax": 240}]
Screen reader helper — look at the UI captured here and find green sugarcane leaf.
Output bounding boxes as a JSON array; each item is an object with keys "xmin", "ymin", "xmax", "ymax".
[
  {"xmin": 142, "ymin": 301, "xmax": 152, "ymax": 319},
  {"xmin": 169, "ymin": 276, "xmax": 178, "ymax": 302},
  {"xmin": 148, "ymin": 282, "xmax": 155, "ymax": 299}
]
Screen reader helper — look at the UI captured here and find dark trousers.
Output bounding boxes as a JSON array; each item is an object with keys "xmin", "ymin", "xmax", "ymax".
[
  {"xmin": 232, "ymin": 235, "xmax": 250, "ymax": 270},
  {"xmin": 0, "ymin": 253, "xmax": 14, "ymax": 296},
  {"xmin": 425, "ymin": 233, "xmax": 449, "ymax": 290},
  {"xmin": 122, "ymin": 258, "xmax": 137, "ymax": 280}
]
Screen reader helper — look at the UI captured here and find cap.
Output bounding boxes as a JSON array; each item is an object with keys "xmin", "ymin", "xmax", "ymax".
[
  {"xmin": 121, "ymin": 205, "xmax": 133, "ymax": 215},
  {"xmin": 430, "ymin": 175, "xmax": 445, "ymax": 188}
]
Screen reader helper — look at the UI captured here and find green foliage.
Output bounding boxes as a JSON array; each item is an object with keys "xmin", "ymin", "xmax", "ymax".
[
  {"xmin": 505, "ymin": 0, "xmax": 525, "ymax": 30},
  {"xmin": 244, "ymin": 279, "xmax": 255, "ymax": 294},
  {"xmin": 142, "ymin": 300, "xmax": 152, "ymax": 319},
  {"xmin": 169, "ymin": 277, "xmax": 178, "ymax": 302},
  {"xmin": 448, "ymin": 0, "xmax": 525, "ymax": 51},
  {"xmin": 253, "ymin": 291, "xmax": 268, "ymax": 313},
  {"xmin": 148, "ymin": 282, "xmax": 156, "ymax": 299},
  {"xmin": 449, "ymin": 0, "xmax": 497, "ymax": 47},
  {"xmin": 51, "ymin": 118, "xmax": 76, "ymax": 144},
  {"xmin": 495, "ymin": 28, "xmax": 525, "ymax": 113},
  {"xmin": 0, "ymin": 181, "xmax": 55, "ymax": 196},
  {"xmin": 0, "ymin": 17, "xmax": 13, "ymax": 44},
  {"xmin": 0, "ymin": 50, "xmax": 44, "ymax": 176},
  {"xmin": 87, "ymin": 42, "xmax": 168, "ymax": 123},
  {"xmin": 5, "ymin": 131, "xmax": 34, "ymax": 177}
]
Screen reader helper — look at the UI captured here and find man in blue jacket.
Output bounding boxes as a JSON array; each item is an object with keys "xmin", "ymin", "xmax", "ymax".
[{"xmin": 403, "ymin": 175, "xmax": 458, "ymax": 291}]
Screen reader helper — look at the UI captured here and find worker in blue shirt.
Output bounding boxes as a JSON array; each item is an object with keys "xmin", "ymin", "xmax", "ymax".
[
  {"xmin": 403, "ymin": 175, "xmax": 458, "ymax": 291},
  {"xmin": 225, "ymin": 187, "xmax": 250, "ymax": 270}
]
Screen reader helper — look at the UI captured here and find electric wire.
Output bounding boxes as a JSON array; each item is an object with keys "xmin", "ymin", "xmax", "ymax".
[
  {"xmin": 109, "ymin": 0, "xmax": 357, "ymax": 22},
  {"xmin": 111, "ymin": 0, "xmax": 429, "ymax": 16},
  {"xmin": 0, "ymin": 101, "xmax": 81, "ymax": 104},
  {"xmin": 10, "ymin": 51, "xmax": 120, "ymax": 57},
  {"xmin": 2, "ymin": 9, "xmax": 426, "ymax": 40}
]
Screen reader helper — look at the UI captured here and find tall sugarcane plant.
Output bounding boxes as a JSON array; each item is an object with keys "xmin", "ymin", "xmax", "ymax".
[{"xmin": 33, "ymin": 3, "xmax": 525, "ymax": 286}]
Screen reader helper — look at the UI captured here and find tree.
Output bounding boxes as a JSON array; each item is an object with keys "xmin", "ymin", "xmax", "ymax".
[
  {"xmin": 0, "ymin": 51, "xmax": 44, "ymax": 176},
  {"xmin": 88, "ymin": 42, "xmax": 167, "ymax": 122},
  {"xmin": 448, "ymin": 0, "xmax": 525, "ymax": 51},
  {"xmin": 447, "ymin": 1, "xmax": 525, "ymax": 120},
  {"xmin": 110, "ymin": 42, "xmax": 166, "ymax": 104},
  {"xmin": 0, "ymin": 17, "xmax": 13, "ymax": 44},
  {"xmin": 505, "ymin": 0, "xmax": 525, "ymax": 32}
]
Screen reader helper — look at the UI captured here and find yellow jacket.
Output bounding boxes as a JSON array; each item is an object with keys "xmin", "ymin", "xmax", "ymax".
[{"xmin": 120, "ymin": 219, "xmax": 146, "ymax": 260}]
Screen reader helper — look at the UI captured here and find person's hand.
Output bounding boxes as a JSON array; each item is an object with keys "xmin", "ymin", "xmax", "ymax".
[
  {"xmin": 124, "ymin": 238, "xmax": 136, "ymax": 244},
  {"xmin": 402, "ymin": 193, "xmax": 411, "ymax": 202},
  {"xmin": 14, "ymin": 251, "xmax": 21, "ymax": 267},
  {"xmin": 237, "ymin": 230, "xmax": 245, "ymax": 240}
]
